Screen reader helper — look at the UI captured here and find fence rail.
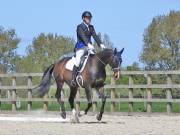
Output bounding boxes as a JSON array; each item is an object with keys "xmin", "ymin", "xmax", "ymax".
[{"xmin": 0, "ymin": 70, "xmax": 180, "ymax": 114}]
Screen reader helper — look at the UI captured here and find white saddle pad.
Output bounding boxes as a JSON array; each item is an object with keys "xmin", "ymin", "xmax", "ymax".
[
  {"xmin": 65, "ymin": 55, "xmax": 89, "ymax": 73},
  {"xmin": 65, "ymin": 56, "xmax": 76, "ymax": 71}
]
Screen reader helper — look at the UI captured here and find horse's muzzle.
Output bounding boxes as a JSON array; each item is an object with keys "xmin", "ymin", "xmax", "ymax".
[{"xmin": 113, "ymin": 70, "xmax": 120, "ymax": 80}]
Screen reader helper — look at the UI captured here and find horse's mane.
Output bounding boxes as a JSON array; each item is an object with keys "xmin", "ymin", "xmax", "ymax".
[
  {"xmin": 96, "ymin": 48, "xmax": 113, "ymax": 57},
  {"xmin": 57, "ymin": 48, "xmax": 113, "ymax": 63}
]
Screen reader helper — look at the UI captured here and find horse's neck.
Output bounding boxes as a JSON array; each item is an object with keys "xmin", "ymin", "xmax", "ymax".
[{"xmin": 95, "ymin": 49, "xmax": 112, "ymax": 68}]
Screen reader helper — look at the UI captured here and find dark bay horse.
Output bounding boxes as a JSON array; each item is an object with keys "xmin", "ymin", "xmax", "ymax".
[{"xmin": 38, "ymin": 48, "xmax": 124, "ymax": 122}]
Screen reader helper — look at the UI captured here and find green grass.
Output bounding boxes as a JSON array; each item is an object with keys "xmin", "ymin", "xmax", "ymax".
[
  {"xmin": 172, "ymin": 103, "xmax": 180, "ymax": 112},
  {"xmin": 0, "ymin": 102, "xmax": 12, "ymax": 110},
  {"xmin": 1, "ymin": 101, "xmax": 180, "ymax": 113},
  {"xmin": 152, "ymin": 102, "xmax": 166, "ymax": 112}
]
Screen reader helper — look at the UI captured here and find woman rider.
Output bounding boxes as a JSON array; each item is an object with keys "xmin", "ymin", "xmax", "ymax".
[{"xmin": 71, "ymin": 11, "xmax": 106, "ymax": 86}]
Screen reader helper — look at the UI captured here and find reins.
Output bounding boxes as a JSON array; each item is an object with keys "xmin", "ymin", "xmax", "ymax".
[{"xmin": 96, "ymin": 55, "xmax": 106, "ymax": 66}]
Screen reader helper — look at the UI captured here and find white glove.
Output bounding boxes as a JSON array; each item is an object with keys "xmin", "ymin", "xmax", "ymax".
[
  {"xmin": 100, "ymin": 44, "xmax": 106, "ymax": 49},
  {"xmin": 87, "ymin": 43, "xmax": 94, "ymax": 50}
]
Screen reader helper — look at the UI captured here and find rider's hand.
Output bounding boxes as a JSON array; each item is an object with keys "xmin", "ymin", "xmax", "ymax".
[
  {"xmin": 100, "ymin": 44, "xmax": 106, "ymax": 49},
  {"xmin": 87, "ymin": 43, "xmax": 94, "ymax": 50}
]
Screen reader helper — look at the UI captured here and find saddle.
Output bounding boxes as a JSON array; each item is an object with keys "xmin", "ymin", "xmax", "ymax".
[
  {"xmin": 65, "ymin": 50, "xmax": 89, "ymax": 73},
  {"xmin": 65, "ymin": 49, "xmax": 94, "ymax": 87}
]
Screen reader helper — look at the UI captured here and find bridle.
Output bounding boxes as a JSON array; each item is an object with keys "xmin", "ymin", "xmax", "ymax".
[
  {"xmin": 90, "ymin": 49, "xmax": 121, "ymax": 72},
  {"xmin": 112, "ymin": 67, "xmax": 120, "ymax": 71},
  {"xmin": 96, "ymin": 55, "xmax": 121, "ymax": 71}
]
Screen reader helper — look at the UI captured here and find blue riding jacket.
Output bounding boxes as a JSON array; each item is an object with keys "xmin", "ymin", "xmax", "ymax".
[{"xmin": 75, "ymin": 22, "xmax": 102, "ymax": 51}]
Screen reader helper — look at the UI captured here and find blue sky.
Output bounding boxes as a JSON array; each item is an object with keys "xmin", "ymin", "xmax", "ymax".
[{"xmin": 0, "ymin": 0, "xmax": 179, "ymax": 66}]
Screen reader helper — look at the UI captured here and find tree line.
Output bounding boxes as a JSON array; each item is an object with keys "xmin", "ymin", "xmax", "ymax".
[{"xmin": 0, "ymin": 10, "xmax": 179, "ymax": 74}]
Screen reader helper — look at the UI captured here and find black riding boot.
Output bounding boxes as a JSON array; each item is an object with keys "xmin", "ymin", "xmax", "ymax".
[{"xmin": 71, "ymin": 66, "xmax": 79, "ymax": 86}]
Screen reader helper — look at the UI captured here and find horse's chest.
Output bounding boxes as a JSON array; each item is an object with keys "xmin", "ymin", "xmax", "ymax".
[
  {"xmin": 96, "ymin": 72, "xmax": 106, "ymax": 80},
  {"xmin": 93, "ymin": 71, "xmax": 106, "ymax": 87}
]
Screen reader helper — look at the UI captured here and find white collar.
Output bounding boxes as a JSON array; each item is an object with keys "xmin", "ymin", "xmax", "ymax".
[{"xmin": 83, "ymin": 21, "xmax": 89, "ymax": 28}]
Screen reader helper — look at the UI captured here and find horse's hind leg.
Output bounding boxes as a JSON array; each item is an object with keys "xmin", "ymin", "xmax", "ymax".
[{"xmin": 55, "ymin": 81, "xmax": 66, "ymax": 119}]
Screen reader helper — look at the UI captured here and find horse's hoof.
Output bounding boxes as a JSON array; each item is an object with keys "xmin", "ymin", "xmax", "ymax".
[
  {"xmin": 74, "ymin": 114, "xmax": 80, "ymax": 123},
  {"xmin": 70, "ymin": 118, "xmax": 76, "ymax": 123},
  {"xmin": 75, "ymin": 117, "xmax": 80, "ymax": 123},
  {"xmin": 71, "ymin": 109, "xmax": 80, "ymax": 123},
  {"xmin": 96, "ymin": 114, "xmax": 102, "ymax": 121},
  {"xmin": 78, "ymin": 111, "xmax": 85, "ymax": 117},
  {"xmin": 70, "ymin": 117, "xmax": 80, "ymax": 123},
  {"xmin": 70, "ymin": 118, "xmax": 77, "ymax": 123},
  {"xmin": 61, "ymin": 112, "xmax": 66, "ymax": 119}
]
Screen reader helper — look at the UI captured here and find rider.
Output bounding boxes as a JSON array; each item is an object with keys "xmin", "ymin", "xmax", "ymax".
[{"xmin": 71, "ymin": 11, "xmax": 106, "ymax": 86}]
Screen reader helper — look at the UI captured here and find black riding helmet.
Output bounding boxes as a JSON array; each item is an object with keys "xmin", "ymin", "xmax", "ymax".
[{"xmin": 82, "ymin": 11, "xmax": 92, "ymax": 19}]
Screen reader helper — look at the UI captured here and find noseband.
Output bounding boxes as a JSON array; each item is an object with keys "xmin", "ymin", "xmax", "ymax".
[{"xmin": 112, "ymin": 67, "xmax": 120, "ymax": 71}]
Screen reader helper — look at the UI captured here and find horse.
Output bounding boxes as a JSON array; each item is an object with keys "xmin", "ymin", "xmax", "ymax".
[{"xmin": 38, "ymin": 48, "xmax": 124, "ymax": 122}]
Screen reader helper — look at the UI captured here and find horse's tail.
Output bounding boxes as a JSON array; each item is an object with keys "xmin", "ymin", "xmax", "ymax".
[{"xmin": 38, "ymin": 64, "xmax": 55, "ymax": 97}]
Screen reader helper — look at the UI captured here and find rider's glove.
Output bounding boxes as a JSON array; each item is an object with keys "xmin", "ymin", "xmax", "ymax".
[
  {"xmin": 87, "ymin": 43, "xmax": 94, "ymax": 50},
  {"xmin": 100, "ymin": 44, "xmax": 106, "ymax": 49}
]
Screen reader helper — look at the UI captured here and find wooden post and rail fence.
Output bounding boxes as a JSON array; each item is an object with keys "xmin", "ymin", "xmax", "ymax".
[{"xmin": 0, "ymin": 70, "xmax": 180, "ymax": 114}]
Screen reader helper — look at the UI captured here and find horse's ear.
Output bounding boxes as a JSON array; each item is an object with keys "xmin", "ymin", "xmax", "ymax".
[
  {"xmin": 119, "ymin": 48, "xmax": 124, "ymax": 54},
  {"xmin": 113, "ymin": 48, "xmax": 117, "ymax": 55}
]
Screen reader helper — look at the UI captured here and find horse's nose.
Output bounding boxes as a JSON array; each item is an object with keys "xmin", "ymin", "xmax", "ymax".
[{"xmin": 114, "ymin": 71, "xmax": 120, "ymax": 80}]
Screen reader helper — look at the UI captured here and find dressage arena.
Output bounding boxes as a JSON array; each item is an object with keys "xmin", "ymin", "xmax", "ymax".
[
  {"xmin": 1, "ymin": 71, "xmax": 180, "ymax": 135},
  {"xmin": 1, "ymin": 112, "xmax": 180, "ymax": 135}
]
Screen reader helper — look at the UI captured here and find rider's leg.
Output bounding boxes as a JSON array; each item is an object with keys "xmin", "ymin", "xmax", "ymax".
[
  {"xmin": 71, "ymin": 49, "xmax": 85, "ymax": 86},
  {"xmin": 71, "ymin": 66, "xmax": 78, "ymax": 86}
]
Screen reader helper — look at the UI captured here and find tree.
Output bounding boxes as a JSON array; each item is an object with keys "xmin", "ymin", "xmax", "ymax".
[
  {"xmin": 94, "ymin": 33, "xmax": 114, "ymax": 51},
  {"xmin": 0, "ymin": 27, "xmax": 20, "ymax": 73},
  {"xmin": 126, "ymin": 62, "xmax": 146, "ymax": 84},
  {"xmin": 15, "ymin": 33, "xmax": 75, "ymax": 72},
  {"xmin": 140, "ymin": 11, "xmax": 180, "ymax": 70},
  {"xmin": 126, "ymin": 62, "xmax": 140, "ymax": 71}
]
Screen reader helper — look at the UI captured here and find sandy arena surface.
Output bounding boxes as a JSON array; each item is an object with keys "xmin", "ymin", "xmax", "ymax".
[{"xmin": 0, "ymin": 112, "xmax": 180, "ymax": 135}]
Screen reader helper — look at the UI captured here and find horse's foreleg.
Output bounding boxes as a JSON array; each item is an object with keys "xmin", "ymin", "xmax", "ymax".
[
  {"xmin": 96, "ymin": 88, "xmax": 106, "ymax": 121},
  {"xmin": 69, "ymin": 87, "xmax": 79, "ymax": 123},
  {"xmin": 84, "ymin": 86, "xmax": 93, "ymax": 114},
  {"xmin": 55, "ymin": 82, "xmax": 66, "ymax": 119}
]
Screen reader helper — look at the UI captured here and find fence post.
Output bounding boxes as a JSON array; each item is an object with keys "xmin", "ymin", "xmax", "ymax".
[
  {"xmin": 111, "ymin": 77, "xmax": 116, "ymax": 112},
  {"xmin": 167, "ymin": 74, "xmax": 172, "ymax": 114},
  {"xmin": 27, "ymin": 76, "xmax": 32, "ymax": 111},
  {"xmin": 147, "ymin": 74, "xmax": 152, "ymax": 114},
  {"xmin": 141, "ymin": 88, "xmax": 147, "ymax": 111},
  {"xmin": 7, "ymin": 90, "xmax": 11, "ymax": 101},
  {"xmin": 12, "ymin": 76, "xmax": 16, "ymax": 111},
  {"xmin": 92, "ymin": 88, "xmax": 98, "ymax": 112},
  {"xmin": 0, "ymin": 77, "xmax": 1, "ymax": 110},
  {"xmin": 128, "ymin": 75, "xmax": 133, "ymax": 112},
  {"xmin": 75, "ymin": 88, "xmax": 80, "ymax": 112}
]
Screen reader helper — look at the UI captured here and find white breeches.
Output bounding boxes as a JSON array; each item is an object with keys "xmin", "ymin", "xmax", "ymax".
[{"xmin": 73, "ymin": 49, "xmax": 85, "ymax": 67}]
